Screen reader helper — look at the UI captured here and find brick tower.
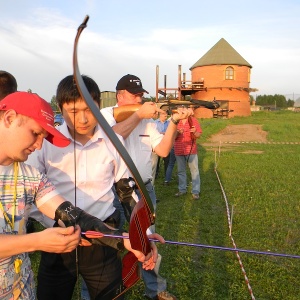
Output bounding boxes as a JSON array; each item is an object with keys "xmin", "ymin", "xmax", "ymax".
[{"xmin": 190, "ymin": 38, "xmax": 253, "ymax": 118}]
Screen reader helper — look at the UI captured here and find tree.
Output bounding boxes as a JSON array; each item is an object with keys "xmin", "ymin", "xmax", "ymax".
[
  {"xmin": 50, "ymin": 95, "xmax": 59, "ymax": 113},
  {"xmin": 256, "ymin": 94, "xmax": 290, "ymax": 108},
  {"xmin": 287, "ymin": 99, "xmax": 295, "ymax": 107}
]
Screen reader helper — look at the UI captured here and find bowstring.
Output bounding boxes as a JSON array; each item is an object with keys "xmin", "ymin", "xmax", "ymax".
[{"xmin": 72, "ymin": 77, "xmax": 80, "ymax": 300}]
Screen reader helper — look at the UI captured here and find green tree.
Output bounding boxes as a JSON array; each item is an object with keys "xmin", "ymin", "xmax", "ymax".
[
  {"xmin": 50, "ymin": 95, "xmax": 59, "ymax": 113},
  {"xmin": 256, "ymin": 94, "xmax": 289, "ymax": 108},
  {"xmin": 287, "ymin": 99, "xmax": 295, "ymax": 107}
]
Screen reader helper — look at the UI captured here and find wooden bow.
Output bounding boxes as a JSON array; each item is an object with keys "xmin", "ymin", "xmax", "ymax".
[{"xmin": 72, "ymin": 15, "xmax": 155, "ymax": 289}]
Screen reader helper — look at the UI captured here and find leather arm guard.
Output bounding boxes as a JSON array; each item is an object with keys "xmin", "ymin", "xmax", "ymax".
[
  {"xmin": 55, "ymin": 201, "xmax": 125, "ymax": 251},
  {"xmin": 114, "ymin": 177, "xmax": 137, "ymax": 223}
]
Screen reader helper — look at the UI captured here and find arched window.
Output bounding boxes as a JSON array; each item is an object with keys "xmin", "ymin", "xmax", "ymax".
[{"xmin": 225, "ymin": 66, "xmax": 234, "ymax": 80}]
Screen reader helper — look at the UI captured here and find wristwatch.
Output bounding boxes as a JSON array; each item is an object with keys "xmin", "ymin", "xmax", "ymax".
[{"xmin": 170, "ymin": 117, "xmax": 179, "ymax": 125}]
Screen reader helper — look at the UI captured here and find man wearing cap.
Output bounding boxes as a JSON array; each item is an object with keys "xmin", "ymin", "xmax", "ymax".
[
  {"xmin": 101, "ymin": 74, "xmax": 192, "ymax": 300},
  {"xmin": 0, "ymin": 91, "xmax": 158, "ymax": 300}
]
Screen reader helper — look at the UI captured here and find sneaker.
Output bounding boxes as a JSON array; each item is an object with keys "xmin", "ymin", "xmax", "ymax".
[
  {"xmin": 175, "ymin": 191, "xmax": 186, "ymax": 197},
  {"xmin": 163, "ymin": 181, "xmax": 169, "ymax": 186},
  {"xmin": 154, "ymin": 291, "xmax": 178, "ymax": 300},
  {"xmin": 192, "ymin": 194, "xmax": 199, "ymax": 199}
]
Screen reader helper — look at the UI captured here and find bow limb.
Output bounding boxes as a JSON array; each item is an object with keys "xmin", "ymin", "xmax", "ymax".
[{"xmin": 72, "ymin": 15, "xmax": 154, "ymax": 256}]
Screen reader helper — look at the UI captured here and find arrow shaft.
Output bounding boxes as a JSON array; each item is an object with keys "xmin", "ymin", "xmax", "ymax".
[{"xmin": 81, "ymin": 232, "xmax": 300, "ymax": 259}]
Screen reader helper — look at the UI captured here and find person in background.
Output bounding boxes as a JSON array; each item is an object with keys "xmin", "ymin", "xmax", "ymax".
[
  {"xmin": 101, "ymin": 74, "xmax": 192, "ymax": 300},
  {"xmin": 163, "ymin": 146, "xmax": 176, "ymax": 186},
  {"xmin": 27, "ymin": 75, "xmax": 163, "ymax": 300},
  {"xmin": 152, "ymin": 111, "xmax": 170, "ymax": 184},
  {"xmin": 0, "ymin": 70, "xmax": 18, "ymax": 100},
  {"xmin": 174, "ymin": 115, "xmax": 202, "ymax": 199}
]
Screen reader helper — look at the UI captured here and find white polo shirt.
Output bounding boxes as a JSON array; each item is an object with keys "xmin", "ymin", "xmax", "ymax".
[
  {"xmin": 101, "ymin": 106, "xmax": 163, "ymax": 182},
  {"xmin": 27, "ymin": 122, "xmax": 130, "ymax": 225}
]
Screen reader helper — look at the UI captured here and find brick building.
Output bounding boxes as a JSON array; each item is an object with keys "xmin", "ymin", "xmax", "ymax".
[
  {"xmin": 190, "ymin": 38, "xmax": 254, "ymax": 118},
  {"xmin": 156, "ymin": 38, "xmax": 256, "ymax": 118}
]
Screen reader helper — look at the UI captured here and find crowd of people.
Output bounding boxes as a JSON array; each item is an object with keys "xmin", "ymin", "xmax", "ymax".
[{"xmin": 0, "ymin": 70, "xmax": 202, "ymax": 300}]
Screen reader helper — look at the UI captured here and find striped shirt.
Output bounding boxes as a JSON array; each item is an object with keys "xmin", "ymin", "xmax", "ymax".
[
  {"xmin": 0, "ymin": 162, "xmax": 57, "ymax": 300},
  {"xmin": 174, "ymin": 117, "xmax": 202, "ymax": 156}
]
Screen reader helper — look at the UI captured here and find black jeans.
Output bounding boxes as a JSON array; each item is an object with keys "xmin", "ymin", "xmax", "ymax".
[
  {"xmin": 37, "ymin": 210, "xmax": 124, "ymax": 300},
  {"xmin": 37, "ymin": 245, "xmax": 123, "ymax": 300}
]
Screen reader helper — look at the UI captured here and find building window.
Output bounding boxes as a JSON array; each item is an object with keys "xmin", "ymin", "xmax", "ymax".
[{"xmin": 225, "ymin": 66, "xmax": 234, "ymax": 80}]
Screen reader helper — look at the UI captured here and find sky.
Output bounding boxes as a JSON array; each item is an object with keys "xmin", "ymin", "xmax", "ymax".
[{"xmin": 1, "ymin": 0, "xmax": 300, "ymax": 102}]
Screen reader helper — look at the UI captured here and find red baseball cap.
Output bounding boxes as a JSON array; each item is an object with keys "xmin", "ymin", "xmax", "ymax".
[{"xmin": 0, "ymin": 92, "xmax": 70, "ymax": 147}]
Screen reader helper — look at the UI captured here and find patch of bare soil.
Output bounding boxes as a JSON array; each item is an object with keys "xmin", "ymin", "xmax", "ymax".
[{"xmin": 202, "ymin": 124, "xmax": 268, "ymax": 153}]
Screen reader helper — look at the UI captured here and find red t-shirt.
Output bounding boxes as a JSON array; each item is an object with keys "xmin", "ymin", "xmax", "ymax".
[{"xmin": 174, "ymin": 117, "xmax": 202, "ymax": 156}]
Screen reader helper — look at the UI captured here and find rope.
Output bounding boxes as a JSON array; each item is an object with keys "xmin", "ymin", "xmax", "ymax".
[{"xmin": 214, "ymin": 143, "xmax": 256, "ymax": 300}]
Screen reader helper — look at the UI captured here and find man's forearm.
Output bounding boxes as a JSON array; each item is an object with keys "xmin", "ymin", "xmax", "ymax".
[
  {"xmin": 154, "ymin": 122, "xmax": 177, "ymax": 157},
  {"xmin": 112, "ymin": 111, "xmax": 141, "ymax": 139}
]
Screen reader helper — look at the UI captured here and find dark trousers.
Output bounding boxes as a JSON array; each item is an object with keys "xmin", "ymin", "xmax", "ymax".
[
  {"xmin": 155, "ymin": 155, "xmax": 170, "ymax": 179},
  {"xmin": 37, "ymin": 244, "xmax": 123, "ymax": 300}
]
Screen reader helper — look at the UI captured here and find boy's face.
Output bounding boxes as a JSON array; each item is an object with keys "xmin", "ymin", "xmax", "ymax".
[
  {"xmin": 4, "ymin": 114, "xmax": 47, "ymax": 164},
  {"xmin": 61, "ymin": 98, "xmax": 99, "ymax": 141}
]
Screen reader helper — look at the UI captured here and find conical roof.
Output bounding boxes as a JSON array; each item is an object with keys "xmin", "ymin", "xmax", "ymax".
[{"xmin": 190, "ymin": 38, "xmax": 252, "ymax": 70}]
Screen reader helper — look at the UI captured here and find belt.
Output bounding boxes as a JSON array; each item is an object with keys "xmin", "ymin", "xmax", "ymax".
[
  {"xmin": 144, "ymin": 179, "xmax": 152, "ymax": 185},
  {"xmin": 134, "ymin": 179, "xmax": 151, "ymax": 190}
]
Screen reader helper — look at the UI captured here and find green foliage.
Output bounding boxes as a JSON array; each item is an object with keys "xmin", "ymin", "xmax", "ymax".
[
  {"xmin": 256, "ymin": 94, "xmax": 294, "ymax": 108},
  {"xmin": 50, "ymin": 95, "xmax": 59, "ymax": 112},
  {"xmin": 287, "ymin": 99, "xmax": 295, "ymax": 107},
  {"xmin": 30, "ymin": 111, "xmax": 300, "ymax": 299}
]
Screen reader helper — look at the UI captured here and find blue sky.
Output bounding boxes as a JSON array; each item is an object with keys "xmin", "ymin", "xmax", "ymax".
[{"xmin": 1, "ymin": 0, "xmax": 300, "ymax": 101}]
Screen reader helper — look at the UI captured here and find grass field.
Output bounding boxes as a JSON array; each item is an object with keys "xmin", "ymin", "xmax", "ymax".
[{"xmin": 30, "ymin": 110, "xmax": 300, "ymax": 299}]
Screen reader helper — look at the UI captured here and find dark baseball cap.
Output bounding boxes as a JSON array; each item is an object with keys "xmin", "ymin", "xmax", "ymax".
[{"xmin": 116, "ymin": 74, "xmax": 149, "ymax": 94}]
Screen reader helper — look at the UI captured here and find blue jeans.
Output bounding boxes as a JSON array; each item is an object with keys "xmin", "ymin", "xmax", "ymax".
[
  {"xmin": 81, "ymin": 278, "xmax": 90, "ymax": 300},
  {"xmin": 176, "ymin": 154, "xmax": 200, "ymax": 194},
  {"xmin": 165, "ymin": 147, "xmax": 176, "ymax": 182}
]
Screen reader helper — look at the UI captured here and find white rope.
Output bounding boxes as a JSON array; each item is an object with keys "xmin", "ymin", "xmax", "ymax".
[{"xmin": 214, "ymin": 143, "xmax": 256, "ymax": 300}]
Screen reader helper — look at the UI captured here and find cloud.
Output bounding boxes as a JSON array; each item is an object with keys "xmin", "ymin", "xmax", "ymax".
[{"xmin": 1, "ymin": 4, "xmax": 300, "ymax": 100}]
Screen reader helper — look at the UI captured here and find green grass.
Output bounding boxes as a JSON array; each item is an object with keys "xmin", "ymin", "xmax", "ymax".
[{"xmin": 30, "ymin": 110, "xmax": 300, "ymax": 299}]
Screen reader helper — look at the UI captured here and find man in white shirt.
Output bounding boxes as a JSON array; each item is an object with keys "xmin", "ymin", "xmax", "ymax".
[{"xmin": 101, "ymin": 74, "xmax": 192, "ymax": 300}]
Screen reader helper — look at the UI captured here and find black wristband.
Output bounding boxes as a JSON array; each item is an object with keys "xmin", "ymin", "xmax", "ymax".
[{"xmin": 170, "ymin": 117, "xmax": 179, "ymax": 125}]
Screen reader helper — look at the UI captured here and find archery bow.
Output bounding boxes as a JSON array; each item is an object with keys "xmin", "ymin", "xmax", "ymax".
[{"xmin": 72, "ymin": 15, "xmax": 155, "ymax": 290}]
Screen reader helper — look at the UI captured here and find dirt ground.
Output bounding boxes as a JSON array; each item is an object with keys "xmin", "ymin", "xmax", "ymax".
[
  {"xmin": 202, "ymin": 124, "xmax": 268, "ymax": 152},
  {"xmin": 209, "ymin": 124, "xmax": 268, "ymax": 143}
]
